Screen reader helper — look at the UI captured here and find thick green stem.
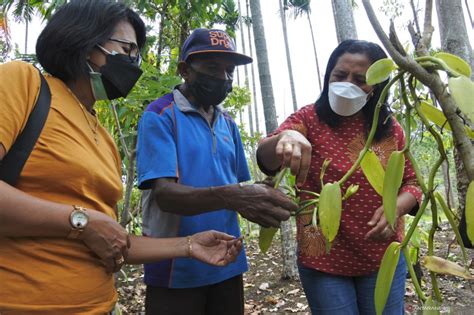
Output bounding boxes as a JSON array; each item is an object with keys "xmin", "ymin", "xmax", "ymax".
[
  {"xmin": 428, "ymin": 195, "xmax": 443, "ymax": 302},
  {"xmin": 406, "ymin": 151, "xmax": 429, "ymax": 193},
  {"xmin": 338, "ymin": 72, "xmax": 405, "ymax": 186},
  {"xmin": 273, "ymin": 168, "xmax": 289, "ymax": 189},
  {"xmin": 402, "ymin": 246, "xmax": 427, "ymax": 302},
  {"xmin": 408, "ymin": 78, "xmax": 445, "ymax": 302},
  {"xmin": 435, "ymin": 192, "xmax": 469, "ymax": 267},
  {"xmin": 414, "ymin": 56, "xmax": 462, "ymax": 77},
  {"xmin": 401, "ymin": 197, "xmax": 430, "ymax": 247}
]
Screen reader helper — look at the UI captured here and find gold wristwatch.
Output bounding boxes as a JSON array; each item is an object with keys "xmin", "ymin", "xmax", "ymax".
[{"xmin": 67, "ymin": 205, "xmax": 89, "ymax": 239}]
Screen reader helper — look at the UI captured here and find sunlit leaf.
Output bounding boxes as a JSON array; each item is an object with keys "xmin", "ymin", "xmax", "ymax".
[
  {"xmin": 420, "ymin": 101, "xmax": 474, "ymax": 138},
  {"xmin": 448, "ymin": 76, "xmax": 474, "ymax": 123},
  {"xmin": 361, "ymin": 149, "xmax": 384, "ymax": 196},
  {"xmin": 258, "ymin": 227, "xmax": 278, "ymax": 253},
  {"xmin": 366, "ymin": 58, "xmax": 396, "ymax": 85},
  {"xmin": 434, "ymin": 52, "xmax": 472, "ymax": 77},
  {"xmin": 375, "ymin": 242, "xmax": 401, "ymax": 315},
  {"xmin": 319, "ymin": 182, "xmax": 342, "ymax": 242},
  {"xmin": 466, "ymin": 181, "xmax": 474, "ymax": 244},
  {"xmin": 420, "ymin": 100, "xmax": 450, "ymax": 129},
  {"xmin": 382, "ymin": 151, "xmax": 405, "ymax": 227},
  {"xmin": 423, "ymin": 256, "xmax": 474, "ymax": 279}
]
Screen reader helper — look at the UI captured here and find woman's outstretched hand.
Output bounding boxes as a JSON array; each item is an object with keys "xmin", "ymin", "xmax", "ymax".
[{"xmin": 190, "ymin": 231, "xmax": 243, "ymax": 266}]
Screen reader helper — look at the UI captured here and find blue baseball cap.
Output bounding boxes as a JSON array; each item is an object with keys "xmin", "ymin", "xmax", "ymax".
[{"xmin": 179, "ymin": 28, "xmax": 253, "ymax": 65}]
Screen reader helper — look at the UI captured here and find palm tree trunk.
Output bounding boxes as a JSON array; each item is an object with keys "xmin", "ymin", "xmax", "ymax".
[
  {"xmin": 306, "ymin": 12, "xmax": 322, "ymax": 91},
  {"xmin": 246, "ymin": 0, "xmax": 260, "ymax": 134},
  {"xmin": 24, "ymin": 1, "xmax": 29, "ymax": 54},
  {"xmin": 279, "ymin": 0, "xmax": 298, "ymax": 113},
  {"xmin": 250, "ymin": 0, "xmax": 298, "ymax": 280},
  {"xmin": 238, "ymin": 0, "xmax": 254, "ymax": 137},
  {"xmin": 331, "ymin": 0, "xmax": 358, "ymax": 42},
  {"xmin": 236, "ymin": 62, "xmax": 244, "ymax": 124},
  {"xmin": 249, "ymin": 0, "xmax": 277, "ymax": 134}
]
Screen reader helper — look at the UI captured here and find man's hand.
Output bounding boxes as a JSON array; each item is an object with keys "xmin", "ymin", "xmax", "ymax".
[
  {"xmin": 191, "ymin": 231, "xmax": 243, "ymax": 266},
  {"xmin": 275, "ymin": 130, "xmax": 312, "ymax": 186},
  {"xmin": 229, "ymin": 183, "xmax": 297, "ymax": 228}
]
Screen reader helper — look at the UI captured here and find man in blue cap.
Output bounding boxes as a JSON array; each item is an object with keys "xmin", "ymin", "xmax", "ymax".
[{"xmin": 136, "ymin": 28, "xmax": 297, "ymax": 314}]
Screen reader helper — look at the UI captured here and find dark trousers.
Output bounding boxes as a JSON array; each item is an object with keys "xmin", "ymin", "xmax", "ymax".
[{"xmin": 145, "ymin": 275, "xmax": 244, "ymax": 315}]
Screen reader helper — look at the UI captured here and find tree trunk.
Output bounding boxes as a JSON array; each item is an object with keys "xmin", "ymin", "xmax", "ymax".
[
  {"xmin": 237, "ymin": 0, "xmax": 259, "ymax": 181},
  {"xmin": 249, "ymin": 0, "xmax": 277, "ymax": 134},
  {"xmin": 24, "ymin": 1, "xmax": 29, "ymax": 54},
  {"xmin": 331, "ymin": 0, "xmax": 358, "ymax": 42},
  {"xmin": 307, "ymin": 12, "xmax": 322, "ymax": 91},
  {"xmin": 120, "ymin": 138, "xmax": 137, "ymax": 227},
  {"xmin": 156, "ymin": 2, "xmax": 168, "ymax": 70},
  {"xmin": 464, "ymin": 0, "xmax": 474, "ymax": 29},
  {"xmin": 246, "ymin": 0, "xmax": 260, "ymax": 134},
  {"xmin": 250, "ymin": 0, "xmax": 298, "ymax": 280},
  {"xmin": 437, "ymin": 0, "xmax": 474, "ymax": 75},
  {"xmin": 236, "ymin": 61, "xmax": 244, "ymax": 124},
  {"xmin": 441, "ymin": 159, "xmax": 455, "ymax": 210},
  {"xmin": 238, "ymin": 0, "xmax": 255, "ymax": 137},
  {"xmin": 436, "ymin": 0, "xmax": 474, "ymax": 220},
  {"xmin": 280, "ymin": 219, "xmax": 298, "ymax": 279},
  {"xmin": 279, "ymin": 0, "xmax": 298, "ymax": 112}
]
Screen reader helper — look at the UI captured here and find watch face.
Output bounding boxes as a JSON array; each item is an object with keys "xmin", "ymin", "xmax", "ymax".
[{"xmin": 72, "ymin": 212, "xmax": 88, "ymax": 228}]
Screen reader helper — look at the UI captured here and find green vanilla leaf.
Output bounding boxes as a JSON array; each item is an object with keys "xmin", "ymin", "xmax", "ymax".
[
  {"xmin": 382, "ymin": 151, "xmax": 405, "ymax": 228},
  {"xmin": 375, "ymin": 242, "xmax": 401, "ymax": 315},
  {"xmin": 361, "ymin": 149, "xmax": 385, "ymax": 196},
  {"xmin": 366, "ymin": 58, "xmax": 396, "ymax": 85},
  {"xmin": 319, "ymin": 182, "xmax": 342, "ymax": 242}
]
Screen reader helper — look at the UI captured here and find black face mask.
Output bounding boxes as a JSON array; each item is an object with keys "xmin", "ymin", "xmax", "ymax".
[
  {"xmin": 98, "ymin": 53, "xmax": 143, "ymax": 100},
  {"xmin": 188, "ymin": 68, "xmax": 233, "ymax": 106}
]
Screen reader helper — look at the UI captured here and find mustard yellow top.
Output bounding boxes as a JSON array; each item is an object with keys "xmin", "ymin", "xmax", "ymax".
[{"xmin": 0, "ymin": 61, "xmax": 123, "ymax": 314}]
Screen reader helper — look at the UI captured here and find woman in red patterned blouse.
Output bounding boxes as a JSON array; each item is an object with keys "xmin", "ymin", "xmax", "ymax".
[{"xmin": 257, "ymin": 40, "xmax": 422, "ymax": 314}]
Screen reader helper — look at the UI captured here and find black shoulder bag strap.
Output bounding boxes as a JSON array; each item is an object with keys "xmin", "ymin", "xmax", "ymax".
[{"xmin": 0, "ymin": 69, "xmax": 51, "ymax": 186}]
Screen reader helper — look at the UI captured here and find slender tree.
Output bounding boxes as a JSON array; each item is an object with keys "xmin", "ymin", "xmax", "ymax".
[
  {"xmin": 245, "ymin": 0, "xmax": 260, "ymax": 133},
  {"xmin": 331, "ymin": 0, "xmax": 358, "ymax": 42},
  {"xmin": 249, "ymin": 0, "xmax": 277, "ymax": 134},
  {"xmin": 279, "ymin": 0, "xmax": 298, "ymax": 112},
  {"xmin": 287, "ymin": 0, "xmax": 322, "ymax": 91},
  {"xmin": 250, "ymin": 0, "xmax": 298, "ymax": 279},
  {"xmin": 238, "ymin": 0, "xmax": 255, "ymax": 136},
  {"xmin": 465, "ymin": 0, "xmax": 474, "ymax": 29}
]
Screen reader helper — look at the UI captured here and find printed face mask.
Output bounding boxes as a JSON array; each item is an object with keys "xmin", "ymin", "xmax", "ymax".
[
  {"xmin": 188, "ymin": 67, "xmax": 233, "ymax": 106},
  {"xmin": 328, "ymin": 81, "xmax": 369, "ymax": 116}
]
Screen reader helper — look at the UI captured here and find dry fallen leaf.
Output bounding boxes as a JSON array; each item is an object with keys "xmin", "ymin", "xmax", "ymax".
[
  {"xmin": 259, "ymin": 282, "xmax": 270, "ymax": 290},
  {"xmin": 287, "ymin": 288, "xmax": 300, "ymax": 295}
]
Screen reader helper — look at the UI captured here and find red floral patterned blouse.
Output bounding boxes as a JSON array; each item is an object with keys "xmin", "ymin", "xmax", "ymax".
[{"xmin": 271, "ymin": 104, "xmax": 422, "ymax": 276}]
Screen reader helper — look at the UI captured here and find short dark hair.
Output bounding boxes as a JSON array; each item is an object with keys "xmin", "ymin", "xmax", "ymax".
[
  {"xmin": 315, "ymin": 39, "xmax": 392, "ymax": 141},
  {"xmin": 36, "ymin": 0, "xmax": 146, "ymax": 83}
]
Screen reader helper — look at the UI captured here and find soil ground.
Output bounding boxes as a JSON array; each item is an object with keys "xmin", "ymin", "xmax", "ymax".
[{"xmin": 118, "ymin": 223, "xmax": 474, "ymax": 314}]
